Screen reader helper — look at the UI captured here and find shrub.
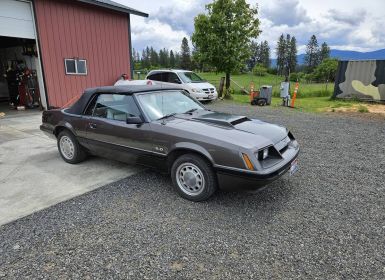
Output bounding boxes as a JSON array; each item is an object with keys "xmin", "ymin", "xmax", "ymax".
[
  {"xmin": 253, "ymin": 64, "xmax": 267, "ymax": 76},
  {"xmin": 358, "ymin": 105, "xmax": 369, "ymax": 113},
  {"xmin": 289, "ymin": 72, "xmax": 303, "ymax": 82},
  {"xmin": 267, "ymin": 67, "xmax": 278, "ymax": 75}
]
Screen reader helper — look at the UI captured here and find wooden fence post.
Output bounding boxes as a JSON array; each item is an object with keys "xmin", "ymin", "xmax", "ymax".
[{"xmin": 219, "ymin": 77, "xmax": 225, "ymax": 98}]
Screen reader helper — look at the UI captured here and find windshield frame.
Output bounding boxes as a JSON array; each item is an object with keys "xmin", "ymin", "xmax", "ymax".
[
  {"xmin": 134, "ymin": 90, "xmax": 205, "ymax": 122},
  {"xmin": 178, "ymin": 71, "xmax": 206, "ymax": 83}
]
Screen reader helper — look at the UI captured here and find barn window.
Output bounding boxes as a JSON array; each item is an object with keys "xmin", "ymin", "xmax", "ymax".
[{"xmin": 65, "ymin": 59, "xmax": 87, "ymax": 75}]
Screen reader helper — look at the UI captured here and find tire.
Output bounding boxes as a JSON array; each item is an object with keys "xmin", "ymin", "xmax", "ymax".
[
  {"xmin": 257, "ymin": 99, "xmax": 267, "ymax": 106},
  {"xmin": 171, "ymin": 154, "xmax": 218, "ymax": 201},
  {"xmin": 57, "ymin": 130, "xmax": 87, "ymax": 164}
]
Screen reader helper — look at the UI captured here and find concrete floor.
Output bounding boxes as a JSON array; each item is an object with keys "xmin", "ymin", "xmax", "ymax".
[{"xmin": 0, "ymin": 106, "xmax": 141, "ymax": 226}]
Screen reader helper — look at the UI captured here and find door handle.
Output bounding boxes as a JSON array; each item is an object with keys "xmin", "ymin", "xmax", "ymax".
[{"xmin": 89, "ymin": 123, "xmax": 97, "ymax": 129}]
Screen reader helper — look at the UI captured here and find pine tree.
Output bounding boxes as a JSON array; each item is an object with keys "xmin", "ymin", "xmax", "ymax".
[
  {"xmin": 319, "ymin": 42, "xmax": 330, "ymax": 63},
  {"xmin": 284, "ymin": 34, "xmax": 291, "ymax": 75},
  {"xmin": 150, "ymin": 47, "xmax": 159, "ymax": 67},
  {"xmin": 141, "ymin": 48, "xmax": 149, "ymax": 69},
  {"xmin": 247, "ymin": 41, "xmax": 259, "ymax": 70},
  {"xmin": 304, "ymin": 35, "xmax": 319, "ymax": 72},
  {"xmin": 175, "ymin": 52, "xmax": 181, "ymax": 68},
  {"xmin": 169, "ymin": 50, "xmax": 176, "ymax": 68},
  {"xmin": 180, "ymin": 37, "xmax": 191, "ymax": 70},
  {"xmin": 260, "ymin": 41, "xmax": 270, "ymax": 68},
  {"xmin": 288, "ymin": 36, "xmax": 297, "ymax": 73},
  {"xmin": 276, "ymin": 34, "xmax": 286, "ymax": 75},
  {"xmin": 159, "ymin": 48, "xmax": 169, "ymax": 68}
]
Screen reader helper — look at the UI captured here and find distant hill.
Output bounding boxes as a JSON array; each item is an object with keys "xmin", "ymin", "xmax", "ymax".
[{"xmin": 271, "ymin": 48, "xmax": 385, "ymax": 66}]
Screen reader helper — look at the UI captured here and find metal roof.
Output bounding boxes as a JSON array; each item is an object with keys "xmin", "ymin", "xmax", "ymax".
[{"xmin": 76, "ymin": 0, "xmax": 148, "ymax": 17}]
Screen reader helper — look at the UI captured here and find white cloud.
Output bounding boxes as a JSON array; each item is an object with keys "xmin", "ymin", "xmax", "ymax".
[
  {"xmin": 260, "ymin": 0, "xmax": 311, "ymax": 27},
  {"xmin": 115, "ymin": 0, "xmax": 385, "ymax": 55},
  {"xmin": 328, "ymin": 9, "xmax": 366, "ymax": 26},
  {"xmin": 131, "ymin": 18, "xmax": 189, "ymax": 52},
  {"xmin": 154, "ymin": 0, "xmax": 209, "ymax": 34}
]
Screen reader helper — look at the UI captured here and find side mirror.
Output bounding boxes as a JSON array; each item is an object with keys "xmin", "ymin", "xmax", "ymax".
[
  {"xmin": 174, "ymin": 78, "xmax": 182, "ymax": 84},
  {"xmin": 126, "ymin": 116, "xmax": 143, "ymax": 125}
]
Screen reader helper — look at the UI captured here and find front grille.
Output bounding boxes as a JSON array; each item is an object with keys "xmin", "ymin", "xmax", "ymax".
[
  {"xmin": 202, "ymin": 88, "xmax": 215, "ymax": 95},
  {"xmin": 275, "ymin": 136, "xmax": 290, "ymax": 154}
]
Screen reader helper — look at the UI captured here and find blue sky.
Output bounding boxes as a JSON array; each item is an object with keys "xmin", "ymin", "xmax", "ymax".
[{"xmin": 115, "ymin": 0, "xmax": 385, "ymax": 56}]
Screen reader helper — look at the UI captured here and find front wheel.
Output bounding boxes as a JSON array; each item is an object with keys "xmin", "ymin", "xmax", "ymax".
[
  {"xmin": 171, "ymin": 154, "xmax": 218, "ymax": 201},
  {"xmin": 57, "ymin": 130, "xmax": 87, "ymax": 164}
]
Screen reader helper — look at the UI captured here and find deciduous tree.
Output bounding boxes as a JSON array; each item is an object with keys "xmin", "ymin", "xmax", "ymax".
[{"xmin": 192, "ymin": 0, "xmax": 260, "ymax": 97}]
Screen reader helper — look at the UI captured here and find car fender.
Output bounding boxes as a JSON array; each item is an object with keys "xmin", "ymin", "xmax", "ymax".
[
  {"xmin": 55, "ymin": 121, "xmax": 77, "ymax": 137},
  {"xmin": 169, "ymin": 142, "xmax": 215, "ymax": 165}
]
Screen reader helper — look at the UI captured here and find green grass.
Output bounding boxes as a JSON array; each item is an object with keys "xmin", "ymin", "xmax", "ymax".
[
  {"xmin": 229, "ymin": 94, "xmax": 358, "ymax": 113},
  {"xmin": 198, "ymin": 72, "xmax": 334, "ymax": 98},
  {"xmin": 135, "ymin": 71, "xmax": 333, "ymax": 98},
  {"xmin": 357, "ymin": 105, "xmax": 369, "ymax": 113},
  {"xmin": 135, "ymin": 71, "xmax": 359, "ymax": 113}
]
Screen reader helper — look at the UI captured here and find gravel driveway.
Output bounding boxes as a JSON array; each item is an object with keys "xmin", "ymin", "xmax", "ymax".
[{"xmin": 1, "ymin": 101, "xmax": 384, "ymax": 279}]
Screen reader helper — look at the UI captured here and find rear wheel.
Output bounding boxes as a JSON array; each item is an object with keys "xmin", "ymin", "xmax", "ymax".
[
  {"xmin": 257, "ymin": 99, "xmax": 267, "ymax": 106},
  {"xmin": 171, "ymin": 154, "xmax": 217, "ymax": 201},
  {"xmin": 57, "ymin": 130, "xmax": 87, "ymax": 164}
]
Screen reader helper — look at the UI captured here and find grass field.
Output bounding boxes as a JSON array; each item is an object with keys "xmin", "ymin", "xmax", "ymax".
[
  {"xmin": 135, "ymin": 71, "xmax": 364, "ymax": 113},
  {"xmin": 198, "ymin": 72, "xmax": 363, "ymax": 113},
  {"xmin": 198, "ymin": 72, "xmax": 333, "ymax": 98}
]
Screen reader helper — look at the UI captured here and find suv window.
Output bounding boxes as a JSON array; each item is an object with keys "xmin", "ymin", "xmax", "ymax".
[
  {"xmin": 91, "ymin": 94, "xmax": 141, "ymax": 121},
  {"xmin": 166, "ymin": 72, "xmax": 181, "ymax": 83},
  {"xmin": 147, "ymin": 73, "xmax": 162, "ymax": 81}
]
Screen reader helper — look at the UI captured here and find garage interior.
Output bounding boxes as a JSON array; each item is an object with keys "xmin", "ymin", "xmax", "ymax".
[
  {"xmin": 0, "ymin": 0, "xmax": 45, "ymax": 113},
  {"xmin": 0, "ymin": 36, "xmax": 41, "ymax": 110}
]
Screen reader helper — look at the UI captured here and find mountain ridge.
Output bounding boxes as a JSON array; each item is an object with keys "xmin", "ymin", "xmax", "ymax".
[{"xmin": 271, "ymin": 48, "xmax": 385, "ymax": 66}]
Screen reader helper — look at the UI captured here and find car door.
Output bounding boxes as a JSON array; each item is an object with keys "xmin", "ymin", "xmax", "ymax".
[{"xmin": 84, "ymin": 93, "xmax": 157, "ymax": 165}]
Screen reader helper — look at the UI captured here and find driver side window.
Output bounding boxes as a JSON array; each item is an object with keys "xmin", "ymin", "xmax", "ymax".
[{"xmin": 90, "ymin": 94, "xmax": 141, "ymax": 121}]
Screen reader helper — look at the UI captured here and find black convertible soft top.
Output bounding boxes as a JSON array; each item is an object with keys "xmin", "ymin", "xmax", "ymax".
[{"xmin": 65, "ymin": 85, "xmax": 182, "ymax": 115}]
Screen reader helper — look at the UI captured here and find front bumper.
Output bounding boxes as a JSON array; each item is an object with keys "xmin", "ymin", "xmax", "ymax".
[
  {"xmin": 196, "ymin": 96, "xmax": 217, "ymax": 101},
  {"xmin": 215, "ymin": 148, "xmax": 299, "ymax": 192}
]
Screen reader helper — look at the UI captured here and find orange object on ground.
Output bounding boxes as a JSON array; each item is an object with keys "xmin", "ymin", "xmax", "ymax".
[
  {"xmin": 291, "ymin": 82, "xmax": 299, "ymax": 107},
  {"xmin": 250, "ymin": 91, "xmax": 260, "ymax": 102}
]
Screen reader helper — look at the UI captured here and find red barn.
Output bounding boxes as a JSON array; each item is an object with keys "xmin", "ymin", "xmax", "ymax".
[{"xmin": 0, "ymin": 0, "xmax": 148, "ymax": 109}]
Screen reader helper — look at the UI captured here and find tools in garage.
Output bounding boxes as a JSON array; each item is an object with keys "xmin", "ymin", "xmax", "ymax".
[{"xmin": 3, "ymin": 60, "xmax": 40, "ymax": 110}]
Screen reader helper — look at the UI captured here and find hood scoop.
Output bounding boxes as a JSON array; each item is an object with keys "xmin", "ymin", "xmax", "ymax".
[{"xmin": 193, "ymin": 112, "xmax": 250, "ymax": 127}]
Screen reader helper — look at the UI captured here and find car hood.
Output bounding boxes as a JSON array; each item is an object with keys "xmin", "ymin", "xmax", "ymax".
[{"xmin": 167, "ymin": 111, "xmax": 287, "ymax": 148}]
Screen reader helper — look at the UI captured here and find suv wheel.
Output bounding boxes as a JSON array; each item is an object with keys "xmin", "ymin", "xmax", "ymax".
[
  {"xmin": 57, "ymin": 130, "xmax": 87, "ymax": 164},
  {"xmin": 171, "ymin": 154, "xmax": 217, "ymax": 201}
]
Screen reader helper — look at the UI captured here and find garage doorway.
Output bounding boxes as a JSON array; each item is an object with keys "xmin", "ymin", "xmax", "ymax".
[{"xmin": 0, "ymin": 0, "xmax": 46, "ymax": 112}]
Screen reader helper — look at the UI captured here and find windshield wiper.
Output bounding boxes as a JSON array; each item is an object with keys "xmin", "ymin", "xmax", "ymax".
[
  {"xmin": 183, "ymin": 108, "xmax": 199, "ymax": 114},
  {"xmin": 157, "ymin": 113, "xmax": 177, "ymax": 121}
]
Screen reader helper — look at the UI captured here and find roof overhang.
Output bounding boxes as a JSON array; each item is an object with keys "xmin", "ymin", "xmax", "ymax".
[{"xmin": 76, "ymin": 0, "xmax": 149, "ymax": 17}]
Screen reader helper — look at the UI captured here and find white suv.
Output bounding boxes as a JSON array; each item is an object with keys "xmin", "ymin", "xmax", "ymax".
[{"xmin": 146, "ymin": 69, "xmax": 218, "ymax": 101}]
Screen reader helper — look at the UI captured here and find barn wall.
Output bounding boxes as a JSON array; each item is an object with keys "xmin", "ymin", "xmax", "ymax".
[
  {"xmin": 333, "ymin": 60, "xmax": 385, "ymax": 101},
  {"xmin": 34, "ymin": 0, "xmax": 131, "ymax": 107}
]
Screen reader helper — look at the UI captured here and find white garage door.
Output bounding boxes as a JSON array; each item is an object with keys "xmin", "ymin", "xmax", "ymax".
[{"xmin": 0, "ymin": 0, "xmax": 35, "ymax": 39}]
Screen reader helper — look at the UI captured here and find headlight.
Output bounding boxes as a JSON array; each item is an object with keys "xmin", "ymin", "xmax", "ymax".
[
  {"xmin": 258, "ymin": 148, "xmax": 269, "ymax": 160},
  {"xmin": 191, "ymin": 88, "xmax": 203, "ymax": 93}
]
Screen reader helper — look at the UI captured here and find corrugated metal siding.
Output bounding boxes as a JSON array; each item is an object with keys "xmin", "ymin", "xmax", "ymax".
[{"xmin": 34, "ymin": 0, "xmax": 130, "ymax": 107}]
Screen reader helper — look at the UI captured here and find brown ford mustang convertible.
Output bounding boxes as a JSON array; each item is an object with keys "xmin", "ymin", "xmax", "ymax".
[{"xmin": 40, "ymin": 85, "xmax": 299, "ymax": 201}]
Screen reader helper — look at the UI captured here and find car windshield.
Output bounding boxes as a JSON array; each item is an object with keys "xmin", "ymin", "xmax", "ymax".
[
  {"xmin": 178, "ymin": 71, "xmax": 205, "ymax": 83},
  {"xmin": 136, "ymin": 90, "xmax": 204, "ymax": 121}
]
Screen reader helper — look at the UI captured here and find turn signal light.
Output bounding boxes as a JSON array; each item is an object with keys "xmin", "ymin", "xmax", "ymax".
[{"xmin": 242, "ymin": 153, "xmax": 255, "ymax": 171}]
